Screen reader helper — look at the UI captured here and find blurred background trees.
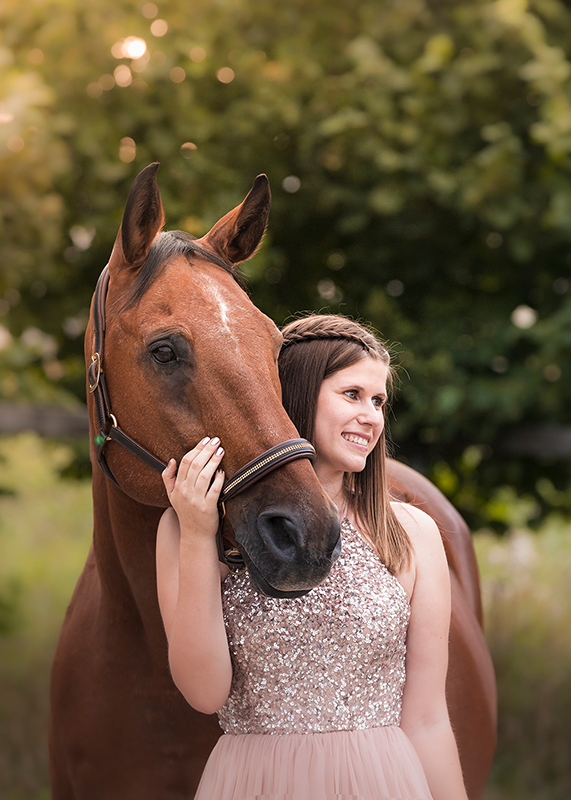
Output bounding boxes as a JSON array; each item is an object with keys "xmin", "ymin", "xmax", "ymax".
[
  {"xmin": 3, "ymin": 4, "xmax": 571, "ymax": 798},
  {"xmin": 2, "ymin": 0, "xmax": 571, "ymax": 526}
]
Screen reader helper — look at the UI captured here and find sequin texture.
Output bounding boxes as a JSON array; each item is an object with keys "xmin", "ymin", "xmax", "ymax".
[{"xmin": 217, "ymin": 518, "xmax": 410, "ymax": 735}]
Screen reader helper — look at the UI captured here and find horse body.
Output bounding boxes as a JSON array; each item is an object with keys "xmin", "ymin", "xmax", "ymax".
[
  {"xmin": 49, "ymin": 164, "xmax": 495, "ymax": 800},
  {"xmin": 50, "ymin": 484, "xmax": 222, "ymax": 799},
  {"xmin": 49, "ymin": 164, "xmax": 340, "ymax": 798}
]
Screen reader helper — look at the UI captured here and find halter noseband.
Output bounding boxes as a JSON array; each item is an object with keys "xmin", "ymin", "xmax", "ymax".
[{"xmin": 88, "ymin": 265, "xmax": 316, "ymax": 573}]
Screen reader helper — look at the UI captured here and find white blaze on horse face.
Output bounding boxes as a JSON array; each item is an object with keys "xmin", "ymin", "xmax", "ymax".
[{"xmin": 204, "ymin": 278, "xmax": 241, "ymax": 344}]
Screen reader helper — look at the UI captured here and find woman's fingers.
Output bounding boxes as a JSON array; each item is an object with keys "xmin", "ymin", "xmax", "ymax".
[
  {"xmin": 162, "ymin": 458, "xmax": 177, "ymax": 495},
  {"xmin": 177, "ymin": 437, "xmax": 211, "ymax": 483},
  {"xmin": 195, "ymin": 443, "xmax": 224, "ymax": 490},
  {"xmin": 209, "ymin": 467, "xmax": 225, "ymax": 498},
  {"xmin": 162, "ymin": 439, "xmax": 225, "ymax": 540},
  {"xmin": 169, "ymin": 437, "xmax": 224, "ymax": 498}
]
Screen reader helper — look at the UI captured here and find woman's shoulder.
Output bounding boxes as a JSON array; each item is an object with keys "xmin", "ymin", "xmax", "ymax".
[
  {"xmin": 390, "ymin": 500, "xmax": 440, "ymax": 544},
  {"xmin": 391, "ymin": 502, "xmax": 449, "ymax": 601}
]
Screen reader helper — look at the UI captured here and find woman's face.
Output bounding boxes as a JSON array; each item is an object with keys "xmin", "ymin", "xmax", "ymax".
[{"xmin": 313, "ymin": 356, "xmax": 388, "ymax": 491}]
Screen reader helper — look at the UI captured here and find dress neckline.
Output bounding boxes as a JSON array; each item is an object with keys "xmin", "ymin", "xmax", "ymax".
[{"xmin": 340, "ymin": 518, "xmax": 410, "ymax": 608}]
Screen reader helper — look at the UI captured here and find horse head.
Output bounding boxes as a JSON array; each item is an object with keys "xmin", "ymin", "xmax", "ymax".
[{"xmin": 84, "ymin": 163, "xmax": 340, "ymax": 598}]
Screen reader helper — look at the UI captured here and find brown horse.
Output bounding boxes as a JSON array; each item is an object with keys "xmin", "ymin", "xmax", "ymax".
[
  {"xmin": 49, "ymin": 163, "xmax": 340, "ymax": 798},
  {"xmin": 49, "ymin": 164, "xmax": 496, "ymax": 799}
]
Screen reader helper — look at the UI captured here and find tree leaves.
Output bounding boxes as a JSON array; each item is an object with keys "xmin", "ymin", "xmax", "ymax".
[{"xmin": 2, "ymin": 0, "xmax": 571, "ymax": 523}]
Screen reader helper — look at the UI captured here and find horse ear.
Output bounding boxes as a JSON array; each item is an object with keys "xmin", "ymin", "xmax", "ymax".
[
  {"xmin": 201, "ymin": 174, "xmax": 271, "ymax": 265},
  {"xmin": 109, "ymin": 162, "xmax": 165, "ymax": 274}
]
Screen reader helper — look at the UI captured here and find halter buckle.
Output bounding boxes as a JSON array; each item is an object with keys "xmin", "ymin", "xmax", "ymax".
[
  {"xmin": 224, "ymin": 549, "xmax": 248, "ymax": 575},
  {"xmin": 89, "ymin": 353, "xmax": 102, "ymax": 393},
  {"xmin": 106, "ymin": 414, "xmax": 118, "ymax": 441}
]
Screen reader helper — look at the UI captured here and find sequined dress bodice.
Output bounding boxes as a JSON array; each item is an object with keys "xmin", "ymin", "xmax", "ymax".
[{"xmin": 217, "ymin": 519, "xmax": 410, "ymax": 735}]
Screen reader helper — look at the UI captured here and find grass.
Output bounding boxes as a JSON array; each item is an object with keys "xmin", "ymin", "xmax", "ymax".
[
  {"xmin": 476, "ymin": 521, "xmax": 571, "ymax": 800},
  {"xmin": 0, "ymin": 434, "xmax": 92, "ymax": 800},
  {"xmin": 0, "ymin": 433, "xmax": 570, "ymax": 798}
]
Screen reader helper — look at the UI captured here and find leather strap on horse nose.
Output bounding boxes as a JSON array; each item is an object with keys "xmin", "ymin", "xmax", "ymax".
[
  {"xmin": 88, "ymin": 265, "xmax": 317, "ymax": 574},
  {"xmin": 216, "ymin": 439, "xmax": 316, "ymax": 574}
]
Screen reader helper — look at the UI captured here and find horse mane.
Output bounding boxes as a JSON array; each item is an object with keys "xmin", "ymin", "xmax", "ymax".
[{"xmin": 124, "ymin": 230, "xmax": 245, "ymax": 309}]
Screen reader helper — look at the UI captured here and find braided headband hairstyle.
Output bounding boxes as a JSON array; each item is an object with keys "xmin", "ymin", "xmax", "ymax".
[{"xmin": 279, "ymin": 314, "xmax": 411, "ymax": 575}]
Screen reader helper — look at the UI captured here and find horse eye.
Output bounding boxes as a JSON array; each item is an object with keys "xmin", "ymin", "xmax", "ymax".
[{"xmin": 151, "ymin": 343, "xmax": 178, "ymax": 364}]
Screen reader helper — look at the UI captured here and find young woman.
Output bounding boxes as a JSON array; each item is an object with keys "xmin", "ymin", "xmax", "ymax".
[{"xmin": 156, "ymin": 314, "xmax": 469, "ymax": 800}]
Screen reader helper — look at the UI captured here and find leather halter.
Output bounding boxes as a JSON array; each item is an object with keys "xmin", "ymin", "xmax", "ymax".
[{"xmin": 87, "ymin": 265, "xmax": 316, "ymax": 573}]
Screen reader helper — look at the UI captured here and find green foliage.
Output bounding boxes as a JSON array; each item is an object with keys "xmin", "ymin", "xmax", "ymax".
[
  {"xmin": 0, "ymin": 433, "xmax": 92, "ymax": 640},
  {"xmin": 475, "ymin": 522, "xmax": 571, "ymax": 799},
  {"xmin": 0, "ymin": 433, "xmax": 92, "ymax": 799},
  {"xmin": 0, "ymin": 579, "xmax": 21, "ymax": 635},
  {"xmin": 3, "ymin": 0, "xmax": 571, "ymax": 521}
]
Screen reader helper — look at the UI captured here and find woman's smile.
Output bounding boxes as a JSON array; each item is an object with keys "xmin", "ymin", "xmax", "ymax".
[{"xmin": 341, "ymin": 432, "xmax": 370, "ymax": 448}]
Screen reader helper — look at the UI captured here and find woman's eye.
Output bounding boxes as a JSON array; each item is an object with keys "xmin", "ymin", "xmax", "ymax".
[
  {"xmin": 151, "ymin": 343, "xmax": 178, "ymax": 364},
  {"xmin": 344, "ymin": 390, "xmax": 357, "ymax": 399},
  {"xmin": 373, "ymin": 397, "xmax": 386, "ymax": 409}
]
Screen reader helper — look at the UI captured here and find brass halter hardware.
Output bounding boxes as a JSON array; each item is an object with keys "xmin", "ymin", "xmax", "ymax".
[{"xmin": 89, "ymin": 353, "xmax": 101, "ymax": 393}]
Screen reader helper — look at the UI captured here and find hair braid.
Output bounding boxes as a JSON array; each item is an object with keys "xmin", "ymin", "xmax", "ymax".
[{"xmin": 281, "ymin": 316, "xmax": 387, "ymax": 361}]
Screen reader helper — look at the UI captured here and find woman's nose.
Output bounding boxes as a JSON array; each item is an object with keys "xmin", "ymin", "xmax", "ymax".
[
  {"xmin": 357, "ymin": 400, "xmax": 384, "ymax": 427},
  {"xmin": 356, "ymin": 403, "xmax": 378, "ymax": 425}
]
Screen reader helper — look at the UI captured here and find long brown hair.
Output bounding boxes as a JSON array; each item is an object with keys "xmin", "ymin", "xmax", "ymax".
[{"xmin": 279, "ymin": 314, "xmax": 411, "ymax": 574}]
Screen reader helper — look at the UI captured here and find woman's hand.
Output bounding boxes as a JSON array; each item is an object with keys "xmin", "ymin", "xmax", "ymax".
[{"xmin": 162, "ymin": 437, "xmax": 225, "ymax": 540}]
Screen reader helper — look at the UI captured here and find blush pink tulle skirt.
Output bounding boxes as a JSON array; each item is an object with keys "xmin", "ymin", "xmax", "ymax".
[{"xmin": 194, "ymin": 725, "xmax": 433, "ymax": 800}]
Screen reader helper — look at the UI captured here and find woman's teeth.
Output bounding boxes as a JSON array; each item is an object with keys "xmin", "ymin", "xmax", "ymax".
[{"xmin": 342, "ymin": 434, "xmax": 368, "ymax": 446}]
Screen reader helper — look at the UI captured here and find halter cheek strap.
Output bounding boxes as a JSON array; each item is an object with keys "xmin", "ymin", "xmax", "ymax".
[{"xmin": 88, "ymin": 265, "xmax": 316, "ymax": 573}]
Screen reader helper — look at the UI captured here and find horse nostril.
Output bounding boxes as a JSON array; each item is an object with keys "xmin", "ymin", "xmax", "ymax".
[{"xmin": 257, "ymin": 512, "xmax": 300, "ymax": 559}]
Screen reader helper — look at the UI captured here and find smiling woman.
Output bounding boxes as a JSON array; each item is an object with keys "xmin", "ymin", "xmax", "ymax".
[
  {"xmin": 278, "ymin": 314, "xmax": 408, "ymax": 575},
  {"xmin": 165, "ymin": 312, "xmax": 470, "ymax": 800}
]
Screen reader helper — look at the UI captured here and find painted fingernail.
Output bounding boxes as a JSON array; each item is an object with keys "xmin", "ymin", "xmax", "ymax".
[
  {"xmin": 200, "ymin": 437, "xmax": 210, "ymax": 445},
  {"xmin": 210, "ymin": 436, "xmax": 220, "ymax": 446},
  {"xmin": 216, "ymin": 446, "xmax": 224, "ymax": 456}
]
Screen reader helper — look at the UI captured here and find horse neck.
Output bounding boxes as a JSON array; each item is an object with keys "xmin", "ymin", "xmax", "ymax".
[{"xmin": 91, "ymin": 466, "xmax": 165, "ymax": 645}]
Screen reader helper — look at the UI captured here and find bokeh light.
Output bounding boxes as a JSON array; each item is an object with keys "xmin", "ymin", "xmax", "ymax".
[
  {"xmin": 181, "ymin": 142, "xmax": 197, "ymax": 158},
  {"xmin": 511, "ymin": 305, "xmax": 537, "ymax": 329},
  {"xmin": 119, "ymin": 137, "xmax": 136, "ymax": 163},
  {"xmin": 190, "ymin": 47, "xmax": 206, "ymax": 62},
  {"xmin": 142, "ymin": 2, "xmax": 158, "ymax": 19},
  {"xmin": 114, "ymin": 65, "xmax": 132, "ymax": 87},
  {"xmin": 150, "ymin": 19, "xmax": 168, "ymax": 37},
  {"xmin": 7, "ymin": 135, "xmax": 25, "ymax": 153},
  {"xmin": 170, "ymin": 67, "xmax": 186, "ymax": 83},
  {"xmin": 27, "ymin": 48, "xmax": 44, "ymax": 65},
  {"xmin": 217, "ymin": 67, "xmax": 235, "ymax": 83},
  {"xmin": 282, "ymin": 175, "xmax": 301, "ymax": 193}
]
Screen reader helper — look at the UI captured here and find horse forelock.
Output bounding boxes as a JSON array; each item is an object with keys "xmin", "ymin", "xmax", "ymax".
[{"xmin": 122, "ymin": 230, "xmax": 245, "ymax": 310}]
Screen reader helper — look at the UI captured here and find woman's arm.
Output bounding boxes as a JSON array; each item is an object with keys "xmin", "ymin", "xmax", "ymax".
[
  {"xmin": 394, "ymin": 502, "xmax": 469, "ymax": 800},
  {"xmin": 156, "ymin": 437, "xmax": 232, "ymax": 715}
]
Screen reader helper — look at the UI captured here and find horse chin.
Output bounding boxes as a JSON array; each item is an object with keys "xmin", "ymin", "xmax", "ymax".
[{"xmin": 242, "ymin": 554, "xmax": 312, "ymax": 599}]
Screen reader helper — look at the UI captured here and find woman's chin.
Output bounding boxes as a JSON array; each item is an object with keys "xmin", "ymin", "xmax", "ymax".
[{"xmin": 343, "ymin": 453, "xmax": 368, "ymax": 473}]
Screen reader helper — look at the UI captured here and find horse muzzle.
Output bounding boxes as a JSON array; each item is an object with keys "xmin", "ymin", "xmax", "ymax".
[{"xmin": 234, "ymin": 506, "xmax": 342, "ymax": 598}]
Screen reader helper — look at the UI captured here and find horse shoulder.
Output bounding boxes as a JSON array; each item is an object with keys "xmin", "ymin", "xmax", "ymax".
[{"xmin": 386, "ymin": 457, "xmax": 482, "ymax": 624}]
